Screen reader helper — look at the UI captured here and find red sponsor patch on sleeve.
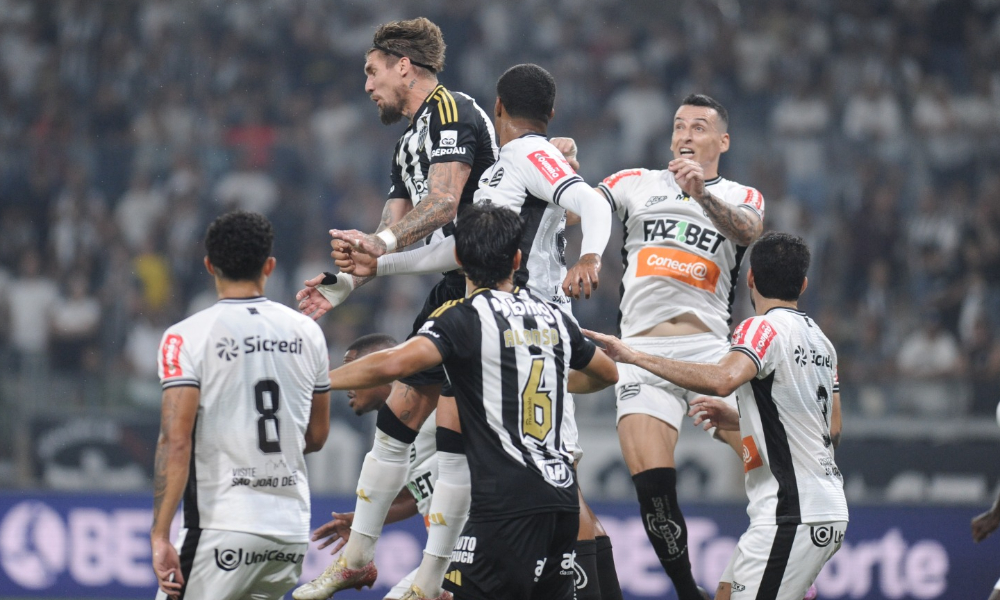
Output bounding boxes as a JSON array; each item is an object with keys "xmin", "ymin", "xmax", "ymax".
[
  {"xmin": 527, "ymin": 150, "xmax": 569, "ymax": 184},
  {"xmin": 742, "ymin": 436, "xmax": 764, "ymax": 472},
  {"xmin": 748, "ymin": 319, "xmax": 777, "ymax": 359},
  {"xmin": 742, "ymin": 187, "xmax": 764, "ymax": 211},
  {"xmin": 601, "ymin": 169, "xmax": 642, "ymax": 188},
  {"xmin": 162, "ymin": 334, "xmax": 184, "ymax": 378},
  {"xmin": 731, "ymin": 318, "xmax": 752, "ymax": 345}
]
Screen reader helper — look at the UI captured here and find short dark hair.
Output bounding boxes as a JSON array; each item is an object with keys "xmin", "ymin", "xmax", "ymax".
[
  {"xmin": 497, "ymin": 64, "xmax": 556, "ymax": 124},
  {"xmin": 455, "ymin": 202, "xmax": 523, "ymax": 289},
  {"xmin": 369, "ymin": 17, "xmax": 446, "ymax": 74},
  {"xmin": 749, "ymin": 232, "xmax": 811, "ymax": 301},
  {"xmin": 204, "ymin": 211, "xmax": 274, "ymax": 281},
  {"xmin": 681, "ymin": 93, "xmax": 729, "ymax": 129},
  {"xmin": 347, "ymin": 333, "xmax": 397, "ymax": 357}
]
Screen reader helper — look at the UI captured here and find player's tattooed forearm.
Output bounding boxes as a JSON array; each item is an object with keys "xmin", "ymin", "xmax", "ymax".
[
  {"xmin": 376, "ymin": 201, "xmax": 394, "ymax": 233},
  {"xmin": 389, "ymin": 163, "xmax": 468, "ymax": 247},
  {"xmin": 696, "ymin": 193, "xmax": 761, "ymax": 246},
  {"xmin": 352, "ymin": 274, "xmax": 374, "ymax": 289}
]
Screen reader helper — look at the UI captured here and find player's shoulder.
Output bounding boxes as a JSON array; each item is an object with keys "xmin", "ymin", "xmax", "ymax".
[
  {"xmin": 427, "ymin": 85, "xmax": 484, "ymax": 127},
  {"xmin": 731, "ymin": 314, "xmax": 780, "ymax": 347},
  {"xmin": 166, "ymin": 302, "xmax": 226, "ymax": 338},
  {"xmin": 599, "ymin": 167, "xmax": 653, "ymax": 190},
  {"xmin": 712, "ymin": 176, "xmax": 765, "ymax": 207}
]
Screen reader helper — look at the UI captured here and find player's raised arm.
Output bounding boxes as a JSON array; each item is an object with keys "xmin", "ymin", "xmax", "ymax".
[
  {"xmin": 557, "ymin": 181, "xmax": 612, "ymax": 299},
  {"xmin": 327, "ymin": 336, "xmax": 444, "ymax": 390}
]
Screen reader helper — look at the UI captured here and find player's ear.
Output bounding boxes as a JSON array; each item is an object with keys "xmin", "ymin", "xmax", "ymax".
[
  {"xmin": 204, "ymin": 256, "xmax": 215, "ymax": 276},
  {"xmin": 512, "ymin": 249, "xmax": 522, "ymax": 272},
  {"xmin": 800, "ymin": 276, "xmax": 808, "ymax": 296},
  {"xmin": 549, "ymin": 108, "xmax": 555, "ymax": 121},
  {"xmin": 746, "ymin": 268, "xmax": 754, "ymax": 290},
  {"xmin": 720, "ymin": 132, "xmax": 730, "ymax": 153},
  {"xmin": 262, "ymin": 256, "xmax": 277, "ymax": 277},
  {"xmin": 494, "ymin": 97, "xmax": 503, "ymax": 119}
]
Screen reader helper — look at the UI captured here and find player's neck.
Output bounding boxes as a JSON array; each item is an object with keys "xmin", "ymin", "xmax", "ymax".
[
  {"xmin": 405, "ymin": 77, "xmax": 440, "ymax": 122},
  {"xmin": 702, "ymin": 159, "xmax": 720, "ymax": 180},
  {"xmin": 499, "ymin": 119, "xmax": 546, "ymax": 146},
  {"xmin": 215, "ymin": 278, "xmax": 266, "ymax": 300},
  {"xmin": 753, "ymin": 296, "xmax": 798, "ymax": 316},
  {"xmin": 466, "ymin": 278, "xmax": 514, "ymax": 296}
]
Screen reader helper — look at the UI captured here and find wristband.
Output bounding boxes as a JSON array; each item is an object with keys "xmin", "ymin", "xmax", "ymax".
[{"xmin": 376, "ymin": 230, "xmax": 398, "ymax": 253}]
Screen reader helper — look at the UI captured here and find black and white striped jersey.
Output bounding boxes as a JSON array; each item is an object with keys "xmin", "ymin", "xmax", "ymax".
[
  {"xmin": 388, "ymin": 84, "xmax": 498, "ymax": 245},
  {"xmin": 416, "ymin": 287, "xmax": 597, "ymax": 520},
  {"xmin": 729, "ymin": 307, "xmax": 848, "ymax": 526}
]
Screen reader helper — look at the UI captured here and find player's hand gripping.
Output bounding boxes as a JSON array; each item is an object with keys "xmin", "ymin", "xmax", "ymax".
[
  {"xmin": 550, "ymin": 137, "xmax": 580, "ymax": 171},
  {"xmin": 312, "ymin": 511, "xmax": 355, "ymax": 554},
  {"xmin": 330, "ymin": 230, "xmax": 379, "ymax": 277},
  {"xmin": 668, "ymin": 158, "xmax": 707, "ymax": 200},
  {"xmin": 563, "ymin": 253, "xmax": 601, "ymax": 299},
  {"xmin": 688, "ymin": 397, "xmax": 741, "ymax": 432},
  {"xmin": 330, "ymin": 228, "xmax": 390, "ymax": 259},
  {"xmin": 151, "ymin": 536, "xmax": 184, "ymax": 599},
  {"xmin": 583, "ymin": 329, "xmax": 639, "ymax": 364},
  {"xmin": 296, "ymin": 272, "xmax": 354, "ymax": 320},
  {"xmin": 972, "ymin": 506, "xmax": 1000, "ymax": 543}
]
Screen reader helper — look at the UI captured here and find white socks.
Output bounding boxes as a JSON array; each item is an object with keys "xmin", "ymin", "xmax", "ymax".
[{"xmin": 413, "ymin": 452, "xmax": 471, "ymax": 594}]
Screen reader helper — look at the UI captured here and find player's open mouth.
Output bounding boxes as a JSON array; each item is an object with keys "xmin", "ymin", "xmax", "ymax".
[{"xmin": 680, "ymin": 148, "xmax": 695, "ymax": 156}]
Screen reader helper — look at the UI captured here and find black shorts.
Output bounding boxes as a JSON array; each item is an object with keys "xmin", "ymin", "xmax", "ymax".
[
  {"xmin": 442, "ymin": 511, "xmax": 578, "ymax": 600},
  {"xmin": 399, "ymin": 271, "xmax": 467, "ymax": 395}
]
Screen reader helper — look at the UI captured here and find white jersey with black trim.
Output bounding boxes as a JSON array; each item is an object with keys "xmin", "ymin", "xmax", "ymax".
[
  {"xmin": 598, "ymin": 169, "xmax": 765, "ymax": 338},
  {"xmin": 157, "ymin": 297, "xmax": 331, "ymax": 541},
  {"xmin": 729, "ymin": 307, "xmax": 848, "ymax": 526},
  {"xmin": 474, "ymin": 134, "xmax": 586, "ymax": 309}
]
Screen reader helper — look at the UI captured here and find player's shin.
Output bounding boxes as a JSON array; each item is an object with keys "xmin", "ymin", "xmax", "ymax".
[
  {"xmin": 595, "ymin": 535, "xmax": 624, "ymax": 600},
  {"xmin": 574, "ymin": 539, "xmax": 601, "ymax": 600},
  {"xmin": 344, "ymin": 406, "xmax": 417, "ymax": 568},
  {"xmin": 632, "ymin": 467, "xmax": 702, "ymax": 600},
  {"xmin": 413, "ymin": 428, "xmax": 470, "ymax": 596}
]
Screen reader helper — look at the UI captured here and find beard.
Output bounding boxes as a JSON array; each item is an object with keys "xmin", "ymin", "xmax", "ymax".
[{"xmin": 377, "ymin": 93, "xmax": 406, "ymax": 125}]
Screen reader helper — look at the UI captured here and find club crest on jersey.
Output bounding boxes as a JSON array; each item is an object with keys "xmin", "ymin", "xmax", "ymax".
[
  {"xmin": 488, "ymin": 167, "xmax": 504, "ymax": 187},
  {"xmin": 215, "ymin": 549, "xmax": 242, "ymax": 571},
  {"xmin": 810, "ymin": 525, "xmax": 843, "ymax": 548},
  {"xmin": 416, "ymin": 113, "xmax": 430, "ymax": 149},
  {"xmin": 538, "ymin": 457, "xmax": 574, "ymax": 487},
  {"xmin": 216, "ymin": 337, "xmax": 239, "ymax": 361},
  {"xmin": 645, "ymin": 195, "xmax": 670, "ymax": 207}
]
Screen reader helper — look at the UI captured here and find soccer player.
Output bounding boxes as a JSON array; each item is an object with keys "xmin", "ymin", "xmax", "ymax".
[
  {"xmin": 312, "ymin": 333, "xmax": 444, "ymax": 600},
  {"xmin": 586, "ymin": 232, "xmax": 848, "ymax": 600},
  {"xmin": 556, "ymin": 93, "xmax": 764, "ymax": 600},
  {"xmin": 294, "ymin": 18, "xmax": 497, "ymax": 600},
  {"xmin": 309, "ymin": 202, "xmax": 618, "ymax": 600},
  {"xmin": 150, "ymin": 211, "xmax": 332, "ymax": 600},
  {"xmin": 322, "ymin": 63, "xmax": 620, "ymax": 600}
]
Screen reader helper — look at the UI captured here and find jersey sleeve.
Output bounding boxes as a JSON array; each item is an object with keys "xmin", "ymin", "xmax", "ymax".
[
  {"xmin": 388, "ymin": 145, "xmax": 408, "ymax": 200},
  {"xmin": 428, "ymin": 89, "xmax": 479, "ymax": 167},
  {"xmin": 729, "ymin": 316, "xmax": 779, "ymax": 377},
  {"xmin": 723, "ymin": 185, "xmax": 765, "ymax": 222},
  {"xmin": 597, "ymin": 169, "xmax": 645, "ymax": 219},
  {"xmin": 306, "ymin": 322, "xmax": 331, "ymax": 394},
  {"xmin": 158, "ymin": 327, "xmax": 200, "ymax": 390},
  {"xmin": 415, "ymin": 301, "xmax": 470, "ymax": 363},
  {"xmin": 518, "ymin": 147, "xmax": 586, "ymax": 208},
  {"xmin": 559, "ymin": 310, "xmax": 598, "ymax": 371}
]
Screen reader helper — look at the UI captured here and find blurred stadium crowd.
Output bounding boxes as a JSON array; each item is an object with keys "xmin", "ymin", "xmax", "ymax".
[{"xmin": 1, "ymin": 0, "xmax": 999, "ymax": 469}]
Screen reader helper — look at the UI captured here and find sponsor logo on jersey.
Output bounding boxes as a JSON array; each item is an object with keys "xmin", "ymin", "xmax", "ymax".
[
  {"xmin": 617, "ymin": 383, "xmax": 641, "ymax": 402},
  {"xmin": 451, "ymin": 536, "xmax": 476, "ymax": 564},
  {"xmin": 642, "ymin": 218, "xmax": 726, "ymax": 253},
  {"xmin": 561, "ymin": 551, "xmax": 577, "ymax": 577},
  {"xmin": 431, "ymin": 147, "xmax": 467, "ymax": 157},
  {"xmin": 534, "ymin": 558, "xmax": 546, "ymax": 581},
  {"xmin": 406, "ymin": 470, "xmax": 435, "ymax": 503},
  {"xmin": 748, "ymin": 321, "xmax": 776, "ymax": 359},
  {"xmin": 794, "ymin": 345, "xmax": 808, "ymax": 366},
  {"xmin": 488, "ymin": 167, "xmax": 504, "ymax": 187},
  {"xmin": 439, "ymin": 129, "xmax": 457, "ymax": 147},
  {"xmin": 732, "ymin": 581, "xmax": 746, "ymax": 592},
  {"xmin": 742, "ymin": 436, "xmax": 764, "ymax": 473},
  {"xmin": 215, "ymin": 548, "xmax": 304, "ymax": 570},
  {"xmin": 242, "ymin": 336, "xmax": 303, "ymax": 355},
  {"xmin": 635, "ymin": 247, "xmax": 721, "ymax": 292},
  {"xmin": 646, "ymin": 497, "xmax": 682, "ymax": 556},
  {"xmin": 216, "ymin": 337, "xmax": 239, "ymax": 361},
  {"xmin": 572, "ymin": 554, "xmax": 588, "ymax": 588},
  {"xmin": 417, "ymin": 320, "xmax": 440, "ymax": 339},
  {"xmin": 161, "ymin": 334, "xmax": 184, "ymax": 377},
  {"xmin": 732, "ymin": 320, "xmax": 751, "ymax": 345},
  {"xmin": 444, "ymin": 569, "xmax": 462, "ymax": 586},
  {"xmin": 489, "ymin": 295, "xmax": 558, "ymax": 322},
  {"xmin": 797, "ymin": 347, "xmax": 833, "ymax": 368},
  {"xmin": 539, "ymin": 457, "xmax": 574, "ymax": 487},
  {"xmin": 742, "ymin": 187, "xmax": 764, "ymax": 211},
  {"xmin": 527, "ymin": 150, "xmax": 568, "ymax": 184},
  {"xmin": 810, "ymin": 524, "xmax": 843, "ymax": 548},
  {"xmin": 645, "ymin": 195, "xmax": 670, "ymax": 207},
  {"xmin": 602, "ymin": 169, "xmax": 642, "ymax": 188}
]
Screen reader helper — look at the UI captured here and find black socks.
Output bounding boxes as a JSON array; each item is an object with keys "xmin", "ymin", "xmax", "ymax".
[{"xmin": 632, "ymin": 467, "xmax": 701, "ymax": 600}]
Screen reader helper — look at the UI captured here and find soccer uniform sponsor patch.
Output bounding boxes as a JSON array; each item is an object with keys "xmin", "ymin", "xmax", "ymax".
[
  {"xmin": 742, "ymin": 436, "xmax": 763, "ymax": 473},
  {"xmin": 634, "ymin": 247, "xmax": 721, "ymax": 292},
  {"xmin": 162, "ymin": 334, "xmax": 184, "ymax": 377},
  {"xmin": 527, "ymin": 150, "xmax": 570, "ymax": 184}
]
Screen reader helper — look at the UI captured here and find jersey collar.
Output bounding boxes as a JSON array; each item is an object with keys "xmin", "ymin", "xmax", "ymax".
[
  {"xmin": 217, "ymin": 296, "xmax": 267, "ymax": 304},
  {"xmin": 765, "ymin": 306, "xmax": 805, "ymax": 316},
  {"xmin": 705, "ymin": 174, "xmax": 723, "ymax": 186}
]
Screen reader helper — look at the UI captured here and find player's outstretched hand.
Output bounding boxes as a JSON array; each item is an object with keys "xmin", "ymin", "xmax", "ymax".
[
  {"xmin": 312, "ymin": 511, "xmax": 355, "ymax": 554},
  {"xmin": 563, "ymin": 253, "xmax": 601, "ymax": 299},
  {"xmin": 668, "ymin": 158, "xmax": 706, "ymax": 199},
  {"xmin": 151, "ymin": 536, "xmax": 184, "ymax": 599},
  {"xmin": 972, "ymin": 507, "xmax": 1000, "ymax": 543},
  {"xmin": 550, "ymin": 137, "xmax": 579, "ymax": 171},
  {"xmin": 331, "ymin": 233, "xmax": 378, "ymax": 278},
  {"xmin": 297, "ymin": 272, "xmax": 354, "ymax": 320},
  {"xmin": 688, "ymin": 397, "xmax": 740, "ymax": 432},
  {"xmin": 331, "ymin": 228, "xmax": 388, "ymax": 258},
  {"xmin": 583, "ymin": 329, "xmax": 638, "ymax": 364}
]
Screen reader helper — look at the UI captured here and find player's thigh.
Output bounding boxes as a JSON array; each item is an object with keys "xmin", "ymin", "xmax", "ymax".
[
  {"xmin": 724, "ymin": 522, "xmax": 846, "ymax": 600},
  {"xmin": 617, "ymin": 412, "xmax": 680, "ymax": 473},
  {"xmin": 576, "ymin": 484, "xmax": 595, "ymax": 540},
  {"xmin": 162, "ymin": 529, "xmax": 306, "ymax": 600},
  {"xmin": 386, "ymin": 380, "xmax": 441, "ymax": 429},
  {"xmin": 436, "ymin": 395, "xmax": 461, "ymax": 432},
  {"xmin": 532, "ymin": 512, "xmax": 578, "ymax": 600}
]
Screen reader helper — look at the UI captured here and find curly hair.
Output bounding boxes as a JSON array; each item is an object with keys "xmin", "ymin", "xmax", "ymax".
[
  {"xmin": 369, "ymin": 17, "xmax": 446, "ymax": 74},
  {"xmin": 204, "ymin": 211, "xmax": 274, "ymax": 281}
]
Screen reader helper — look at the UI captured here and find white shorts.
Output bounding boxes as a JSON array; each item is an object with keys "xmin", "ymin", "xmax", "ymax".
[
  {"xmin": 564, "ymin": 392, "xmax": 583, "ymax": 462},
  {"xmin": 615, "ymin": 333, "xmax": 734, "ymax": 428},
  {"xmin": 154, "ymin": 528, "xmax": 307, "ymax": 600},
  {"xmin": 721, "ymin": 521, "xmax": 847, "ymax": 600}
]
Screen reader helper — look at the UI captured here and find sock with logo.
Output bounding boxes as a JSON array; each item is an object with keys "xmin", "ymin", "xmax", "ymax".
[
  {"xmin": 413, "ymin": 427, "xmax": 471, "ymax": 595},
  {"xmin": 344, "ymin": 406, "xmax": 417, "ymax": 568},
  {"xmin": 574, "ymin": 539, "xmax": 601, "ymax": 600},
  {"xmin": 632, "ymin": 468, "xmax": 701, "ymax": 600},
  {"xmin": 595, "ymin": 535, "xmax": 624, "ymax": 600}
]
